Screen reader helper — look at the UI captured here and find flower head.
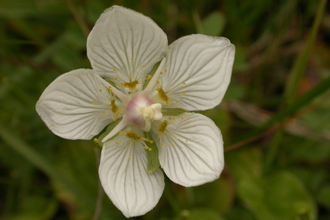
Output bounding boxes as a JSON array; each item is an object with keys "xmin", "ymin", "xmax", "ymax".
[{"xmin": 36, "ymin": 5, "xmax": 235, "ymax": 217}]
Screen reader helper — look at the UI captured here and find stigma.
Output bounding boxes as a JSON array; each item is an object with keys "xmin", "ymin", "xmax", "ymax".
[{"xmin": 126, "ymin": 95, "xmax": 163, "ymax": 132}]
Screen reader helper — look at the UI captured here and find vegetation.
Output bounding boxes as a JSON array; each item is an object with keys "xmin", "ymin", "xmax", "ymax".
[{"xmin": 0, "ymin": 0, "xmax": 329, "ymax": 219}]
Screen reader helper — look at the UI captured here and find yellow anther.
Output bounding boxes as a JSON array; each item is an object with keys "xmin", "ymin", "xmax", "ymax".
[
  {"xmin": 182, "ymin": 93, "xmax": 186, "ymax": 96},
  {"xmin": 185, "ymin": 140, "xmax": 189, "ymax": 143},
  {"xmin": 113, "ymin": 118, "xmax": 117, "ymax": 121},
  {"xmin": 119, "ymin": 131, "xmax": 123, "ymax": 134},
  {"xmin": 142, "ymin": 65, "xmax": 146, "ymax": 68},
  {"xmin": 115, "ymin": 142, "xmax": 119, "ymax": 145},
  {"xmin": 99, "ymin": 89, "xmax": 102, "ymax": 92},
  {"xmin": 160, "ymin": 72, "xmax": 163, "ymax": 75},
  {"xmin": 126, "ymin": 131, "xmax": 141, "ymax": 141},
  {"xmin": 170, "ymin": 144, "xmax": 174, "ymax": 147},
  {"xmin": 158, "ymin": 120, "xmax": 168, "ymax": 133},
  {"xmin": 102, "ymin": 112, "xmax": 106, "ymax": 115},
  {"xmin": 91, "ymin": 101, "xmax": 95, "ymax": 104},
  {"xmin": 113, "ymin": 68, "xmax": 117, "ymax": 71},
  {"xmin": 120, "ymin": 80, "xmax": 139, "ymax": 90},
  {"xmin": 182, "ymin": 82, "xmax": 186, "ymax": 85},
  {"xmin": 146, "ymin": 75, "xmax": 152, "ymax": 80},
  {"xmin": 110, "ymin": 99, "xmax": 118, "ymax": 114},
  {"xmin": 114, "ymin": 77, "xmax": 118, "ymax": 81},
  {"xmin": 160, "ymin": 143, "xmax": 164, "ymax": 146},
  {"xmin": 157, "ymin": 87, "xmax": 170, "ymax": 103},
  {"xmin": 130, "ymin": 58, "xmax": 134, "ymax": 61},
  {"xmin": 128, "ymin": 157, "xmax": 132, "ymax": 161},
  {"xmin": 180, "ymin": 117, "xmax": 184, "ymax": 120},
  {"xmin": 156, "ymin": 81, "xmax": 160, "ymax": 84},
  {"xmin": 164, "ymin": 69, "xmax": 167, "ymax": 72}
]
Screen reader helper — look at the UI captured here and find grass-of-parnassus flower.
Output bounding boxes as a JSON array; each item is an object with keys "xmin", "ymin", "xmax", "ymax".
[{"xmin": 36, "ymin": 5, "xmax": 235, "ymax": 218}]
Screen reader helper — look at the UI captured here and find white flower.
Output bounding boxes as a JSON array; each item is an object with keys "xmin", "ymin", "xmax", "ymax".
[{"xmin": 36, "ymin": 5, "xmax": 235, "ymax": 218}]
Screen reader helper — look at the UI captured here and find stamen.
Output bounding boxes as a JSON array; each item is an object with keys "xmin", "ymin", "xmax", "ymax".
[
  {"xmin": 120, "ymin": 80, "xmax": 139, "ymax": 90},
  {"xmin": 142, "ymin": 58, "xmax": 166, "ymax": 96},
  {"xmin": 158, "ymin": 120, "xmax": 168, "ymax": 134},
  {"xmin": 123, "ymin": 130, "xmax": 155, "ymax": 151},
  {"xmin": 153, "ymin": 79, "xmax": 188, "ymax": 107}
]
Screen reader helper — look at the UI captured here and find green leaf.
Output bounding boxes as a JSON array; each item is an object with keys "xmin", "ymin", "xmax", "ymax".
[
  {"xmin": 227, "ymin": 149, "xmax": 317, "ymax": 220},
  {"xmin": 239, "ymin": 172, "xmax": 317, "ymax": 220},
  {"xmin": 52, "ymin": 140, "xmax": 115, "ymax": 219},
  {"xmin": 226, "ymin": 148, "xmax": 263, "ymax": 183},
  {"xmin": 224, "ymin": 81, "xmax": 246, "ymax": 100},
  {"xmin": 5, "ymin": 195, "xmax": 58, "ymax": 220},
  {"xmin": 0, "ymin": 125, "xmax": 96, "ymax": 208},
  {"xmin": 162, "ymin": 108, "xmax": 186, "ymax": 116},
  {"xmin": 179, "ymin": 208, "xmax": 226, "ymax": 220},
  {"xmin": 145, "ymin": 132, "xmax": 160, "ymax": 173},
  {"xmin": 202, "ymin": 11, "xmax": 226, "ymax": 36},
  {"xmin": 232, "ymin": 45, "xmax": 250, "ymax": 71},
  {"xmin": 317, "ymin": 185, "xmax": 330, "ymax": 209},
  {"xmin": 192, "ymin": 176, "xmax": 234, "ymax": 214}
]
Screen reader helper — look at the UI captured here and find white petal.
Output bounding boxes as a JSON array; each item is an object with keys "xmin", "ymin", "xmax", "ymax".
[
  {"xmin": 87, "ymin": 6, "xmax": 168, "ymax": 93},
  {"xmin": 152, "ymin": 113, "xmax": 224, "ymax": 187},
  {"xmin": 99, "ymin": 127, "xmax": 164, "ymax": 217},
  {"xmin": 154, "ymin": 34, "xmax": 235, "ymax": 110},
  {"xmin": 36, "ymin": 69, "xmax": 121, "ymax": 140}
]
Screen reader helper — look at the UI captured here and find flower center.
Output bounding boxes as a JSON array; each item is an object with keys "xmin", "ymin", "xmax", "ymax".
[{"xmin": 126, "ymin": 95, "xmax": 162, "ymax": 132}]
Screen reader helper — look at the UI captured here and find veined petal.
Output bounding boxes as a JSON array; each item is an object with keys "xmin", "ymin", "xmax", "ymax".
[
  {"xmin": 87, "ymin": 5, "xmax": 168, "ymax": 93},
  {"xmin": 151, "ymin": 113, "xmax": 224, "ymax": 187},
  {"xmin": 99, "ymin": 126, "xmax": 164, "ymax": 217},
  {"xmin": 36, "ymin": 69, "xmax": 122, "ymax": 140},
  {"xmin": 154, "ymin": 34, "xmax": 235, "ymax": 110}
]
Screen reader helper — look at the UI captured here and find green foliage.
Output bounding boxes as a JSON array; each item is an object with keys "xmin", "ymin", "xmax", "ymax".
[
  {"xmin": 201, "ymin": 12, "xmax": 226, "ymax": 36},
  {"xmin": 1, "ymin": 0, "xmax": 330, "ymax": 219},
  {"xmin": 145, "ymin": 132, "xmax": 161, "ymax": 173},
  {"xmin": 227, "ymin": 148, "xmax": 316, "ymax": 220}
]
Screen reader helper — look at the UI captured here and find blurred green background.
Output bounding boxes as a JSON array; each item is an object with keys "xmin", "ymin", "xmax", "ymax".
[{"xmin": 1, "ymin": 0, "xmax": 330, "ymax": 219}]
